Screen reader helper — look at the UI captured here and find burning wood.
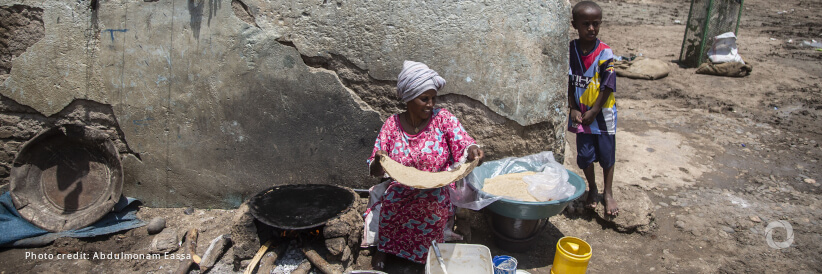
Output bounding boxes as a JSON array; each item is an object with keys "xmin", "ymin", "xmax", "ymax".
[
  {"xmin": 245, "ymin": 239, "xmax": 273, "ymax": 274},
  {"xmin": 257, "ymin": 241, "xmax": 288, "ymax": 274}
]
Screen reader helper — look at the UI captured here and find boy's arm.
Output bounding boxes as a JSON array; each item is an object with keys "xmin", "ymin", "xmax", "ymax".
[
  {"xmin": 580, "ymin": 86, "xmax": 612, "ymax": 125},
  {"xmin": 568, "ymin": 81, "xmax": 582, "ymax": 124}
]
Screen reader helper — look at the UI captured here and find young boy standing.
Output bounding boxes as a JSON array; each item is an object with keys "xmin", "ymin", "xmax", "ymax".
[{"xmin": 568, "ymin": 1, "xmax": 619, "ymax": 216}]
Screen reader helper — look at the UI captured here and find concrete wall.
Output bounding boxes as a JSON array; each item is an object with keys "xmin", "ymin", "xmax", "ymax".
[{"xmin": 0, "ymin": 0, "xmax": 570, "ymax": 208}]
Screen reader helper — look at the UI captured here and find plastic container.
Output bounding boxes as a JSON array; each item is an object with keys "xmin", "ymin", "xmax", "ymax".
[
  {"xmin": 492, "ymin": 255, "xmax": 517, "ymax": 274},
  {"xmin": 551, "ymin": 236, "xmax": 592, "ymax": 274},
  {"xmin": 425, "ymin": 243, "xmax": 493, "ymax": 274}
]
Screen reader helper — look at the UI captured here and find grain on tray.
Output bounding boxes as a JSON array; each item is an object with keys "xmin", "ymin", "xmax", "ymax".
[{"xmin": 481, "ymin": 172, "xmax": 540, "ymax": 202}]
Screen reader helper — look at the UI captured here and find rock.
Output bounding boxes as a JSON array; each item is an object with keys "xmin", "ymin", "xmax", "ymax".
[
  {"xmin": 720, "ymin": 226, "xmax": 735, "ymax": 233},
  {"xmin": 231, "ymin": 203, "xmax": 260, "ymax": 261},
  {"xmin": 325, "ymin": 237, "xmax": 347, "ymax": 256},
  {"xmin": 146, "ymin": 217, "xmax": 166, "ymax": 234},
  {"xmin": 341, "ymin": 245, "xmax": 352, "ymax": 264},
  {"xmin": 675, "ymin": 220, "xmax": 686, "ymax": 229},
  {"xmin": 324, "ymin": 208, "xmax": 361, "ymax": 239},
  {"xmin": 239, "ymin": 259, "xmax": 251, "ymax": 270},
  {"xmin": 0, "ymin": 152, "xmax": 12, "ymax": 163},
  {"xmin": 149, "ymin": 229, "xmax": 179, "ymax": 254},
  {"xmin": 0, "ymin": 126, "xmax": 14, "ymax": 138},
  {"xmin": 184, "ymin": 207, "xmax": 194, "ymax": 215},
  {"xmin": 659, "ymin": 202, "xmax": 668, "ymax": 207},
  {"xmin": 3, "ymin": 141, "xmax": 20, "ymax": 153},
  {"xmin": 594, "ymin": 185, "xmax": 655, "ymax": 233},
  {"xmin": 0, "ymin": 115, "xmax": 21, "ymax": 125},
  {"xmin": 750, "ymin": 216, "xmax": 762, "ymax": 223},
  {"xmin": 804, "ymin": 178, "xmax": 816, "ymax": 184}
]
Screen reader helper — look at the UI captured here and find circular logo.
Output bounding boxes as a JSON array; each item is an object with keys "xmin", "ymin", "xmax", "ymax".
[{"xmin": 765, "ymin": 220, "xmax": 794, "ymax": 249}]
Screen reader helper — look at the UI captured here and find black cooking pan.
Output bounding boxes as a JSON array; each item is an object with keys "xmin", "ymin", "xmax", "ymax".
[{"xmin": 248, "ymin": 184, "xmax": 356, "ymax": 230}]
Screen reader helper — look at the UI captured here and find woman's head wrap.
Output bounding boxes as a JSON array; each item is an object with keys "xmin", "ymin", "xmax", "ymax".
[{"xmin": 396, "ymin": 60, "xmax": 446, "ymax": 103}]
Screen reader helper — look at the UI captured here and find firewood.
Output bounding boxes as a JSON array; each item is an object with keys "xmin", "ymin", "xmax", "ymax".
[
  {"xmin": 301, "ymin": 244, "xmax": 340, "ymax": 274},
  {"xmin": 244, "ymin": 239, "xmax": 273, "ymax": 274},
  {"xmin": 174, "ymin": 228, "xmax": 200, "ymax": 274},
  {"xmin": 289, "ymin": 259, "xmax": 312, "ymax": 274},
  {"xmin": 257, "ymin": 241, "xmax": 289, "ymax": 274},
  {"xmin": 199, "ymin": 234, "xmax": 231, "ymax": 272}
]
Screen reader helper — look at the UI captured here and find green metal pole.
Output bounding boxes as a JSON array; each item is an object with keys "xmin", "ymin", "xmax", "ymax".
[
  {"xmin": 679, "ymin": 0, "xmax": 698, "ymax": 65},
  {"xmin": 697, "ymin": 0, "xmax": 715, "ymax": 66}
]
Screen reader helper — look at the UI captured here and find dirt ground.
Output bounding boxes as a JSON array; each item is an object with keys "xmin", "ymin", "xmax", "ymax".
[{"xmin": 2, "ymin": 0, "xmax": 821, "ymax": 273}]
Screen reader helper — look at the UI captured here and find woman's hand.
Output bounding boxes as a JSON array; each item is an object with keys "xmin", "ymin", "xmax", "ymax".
[
  {"xmin": 467, "ymin": 146, "xmax": 484, "ymax": 162},
  {"xmin": 370, "ymin": 150, "xmax": 388, "ymax": 177}
]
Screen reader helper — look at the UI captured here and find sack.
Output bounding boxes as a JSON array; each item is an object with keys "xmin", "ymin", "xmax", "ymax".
[
  {"xmin": 708, "ymin": 32, "xmax": 745, "ymax": 64},
  {"xmin": 614, "ymin": 57, "xmax": 670, "ymax": 80},
  {"xmin": 696, "ymin": 61, "xmax": 752, "ymax": 77}
]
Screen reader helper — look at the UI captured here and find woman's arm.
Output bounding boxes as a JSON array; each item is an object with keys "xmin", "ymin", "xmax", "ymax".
[
  {"xmin": 441, "ymin": 109, "xmax": 483, "ymax": 163},
  {"xmin": 368, "ymin": 117, "xmax": 396, "ymax": 177}
]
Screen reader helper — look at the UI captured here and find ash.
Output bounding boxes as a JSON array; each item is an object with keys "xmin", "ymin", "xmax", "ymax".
[{"xmin": 271, "ymin": 241, "xmax": 315, "ymax": 274}]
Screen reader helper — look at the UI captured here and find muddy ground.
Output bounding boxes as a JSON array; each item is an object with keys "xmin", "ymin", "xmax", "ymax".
[{"xmin": 1, "ymin": 0, "xmax": 821, "ymax": 273}]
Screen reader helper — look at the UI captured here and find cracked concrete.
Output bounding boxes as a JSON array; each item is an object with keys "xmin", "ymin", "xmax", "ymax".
[{"xmin": 0, "ymin": 0, "xmax": 570, "ymax": 207}]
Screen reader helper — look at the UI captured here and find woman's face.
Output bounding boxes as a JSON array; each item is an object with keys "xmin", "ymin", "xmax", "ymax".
[{"xmin": 407, "ymin": 89, "xmax": 437, "ymax": 120}]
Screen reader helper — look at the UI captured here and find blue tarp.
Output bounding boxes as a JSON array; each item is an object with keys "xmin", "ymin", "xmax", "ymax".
[{"xmin": 0, "ymin": 192, "xmax": 145, "ymax": 247}]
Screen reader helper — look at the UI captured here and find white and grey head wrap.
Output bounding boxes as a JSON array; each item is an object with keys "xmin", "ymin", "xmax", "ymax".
[{"xmin": 396, "ymin": 60, "xmax": 446, "ymax": 103}]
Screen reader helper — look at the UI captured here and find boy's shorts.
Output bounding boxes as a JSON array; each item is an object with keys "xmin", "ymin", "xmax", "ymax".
[{"xmin": 576, "ymin": 133, "xmax": 616, "ymax": 169}]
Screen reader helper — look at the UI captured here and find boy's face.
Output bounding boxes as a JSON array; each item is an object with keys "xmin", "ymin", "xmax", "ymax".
[{"xmin": 572, "ymin": 8, "xmax": 602, "ymax": 43}]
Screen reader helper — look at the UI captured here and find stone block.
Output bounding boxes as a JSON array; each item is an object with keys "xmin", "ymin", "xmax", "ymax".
[
  {"xmin": 230, "ymin": 203, "xmax": 260, "ymax": 261},
  {"xmin": 325, "ymin": 237, "xmax": 346, "ymax": 256}
]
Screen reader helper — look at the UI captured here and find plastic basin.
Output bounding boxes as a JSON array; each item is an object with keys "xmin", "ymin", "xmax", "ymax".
[
  {"xmin": 471, "ymin": 170, "xmax": 585, "ymax": 220},
  {"xmin": 425, "ymin": 243, "xmax": 493, "ymax": 274}
]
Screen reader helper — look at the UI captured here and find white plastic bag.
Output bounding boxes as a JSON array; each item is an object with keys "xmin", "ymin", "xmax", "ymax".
[
  {"xmin": 708, "ymin": 32, "xmax": 745, "ymax": 64},
  {"xmin": 521, "ymin": 152, "xmax": 575, "ymax": 201},
  {"xmin": 360, "ymin": 181, "xmax": 389, "ymax": 247},
  {"xmin": 449, "ymin": 179, "xmax": 501, "ymax": 210},
  {"xmin": 464, "ymin": 151, "xmax": 576, "ymax": 202}
]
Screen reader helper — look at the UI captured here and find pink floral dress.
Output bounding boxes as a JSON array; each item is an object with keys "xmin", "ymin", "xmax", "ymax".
[{"xmin": 367, "ymin": 108, "xmax": 477, "ymax": 263}]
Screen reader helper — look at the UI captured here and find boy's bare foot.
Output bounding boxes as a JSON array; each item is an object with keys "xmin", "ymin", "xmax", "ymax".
[
  {"xmin": 604, "ymin": 192, "xmax": 619, "ymax": 216},
  {"xmin": 584, "ymin": 190, "xmax": 598, "ymax": 209}
]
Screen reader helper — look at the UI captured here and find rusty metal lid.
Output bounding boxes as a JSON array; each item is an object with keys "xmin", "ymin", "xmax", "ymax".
[{"xmin": 9, "ymin": 125, "xmax": 123, "ymax": 232}]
